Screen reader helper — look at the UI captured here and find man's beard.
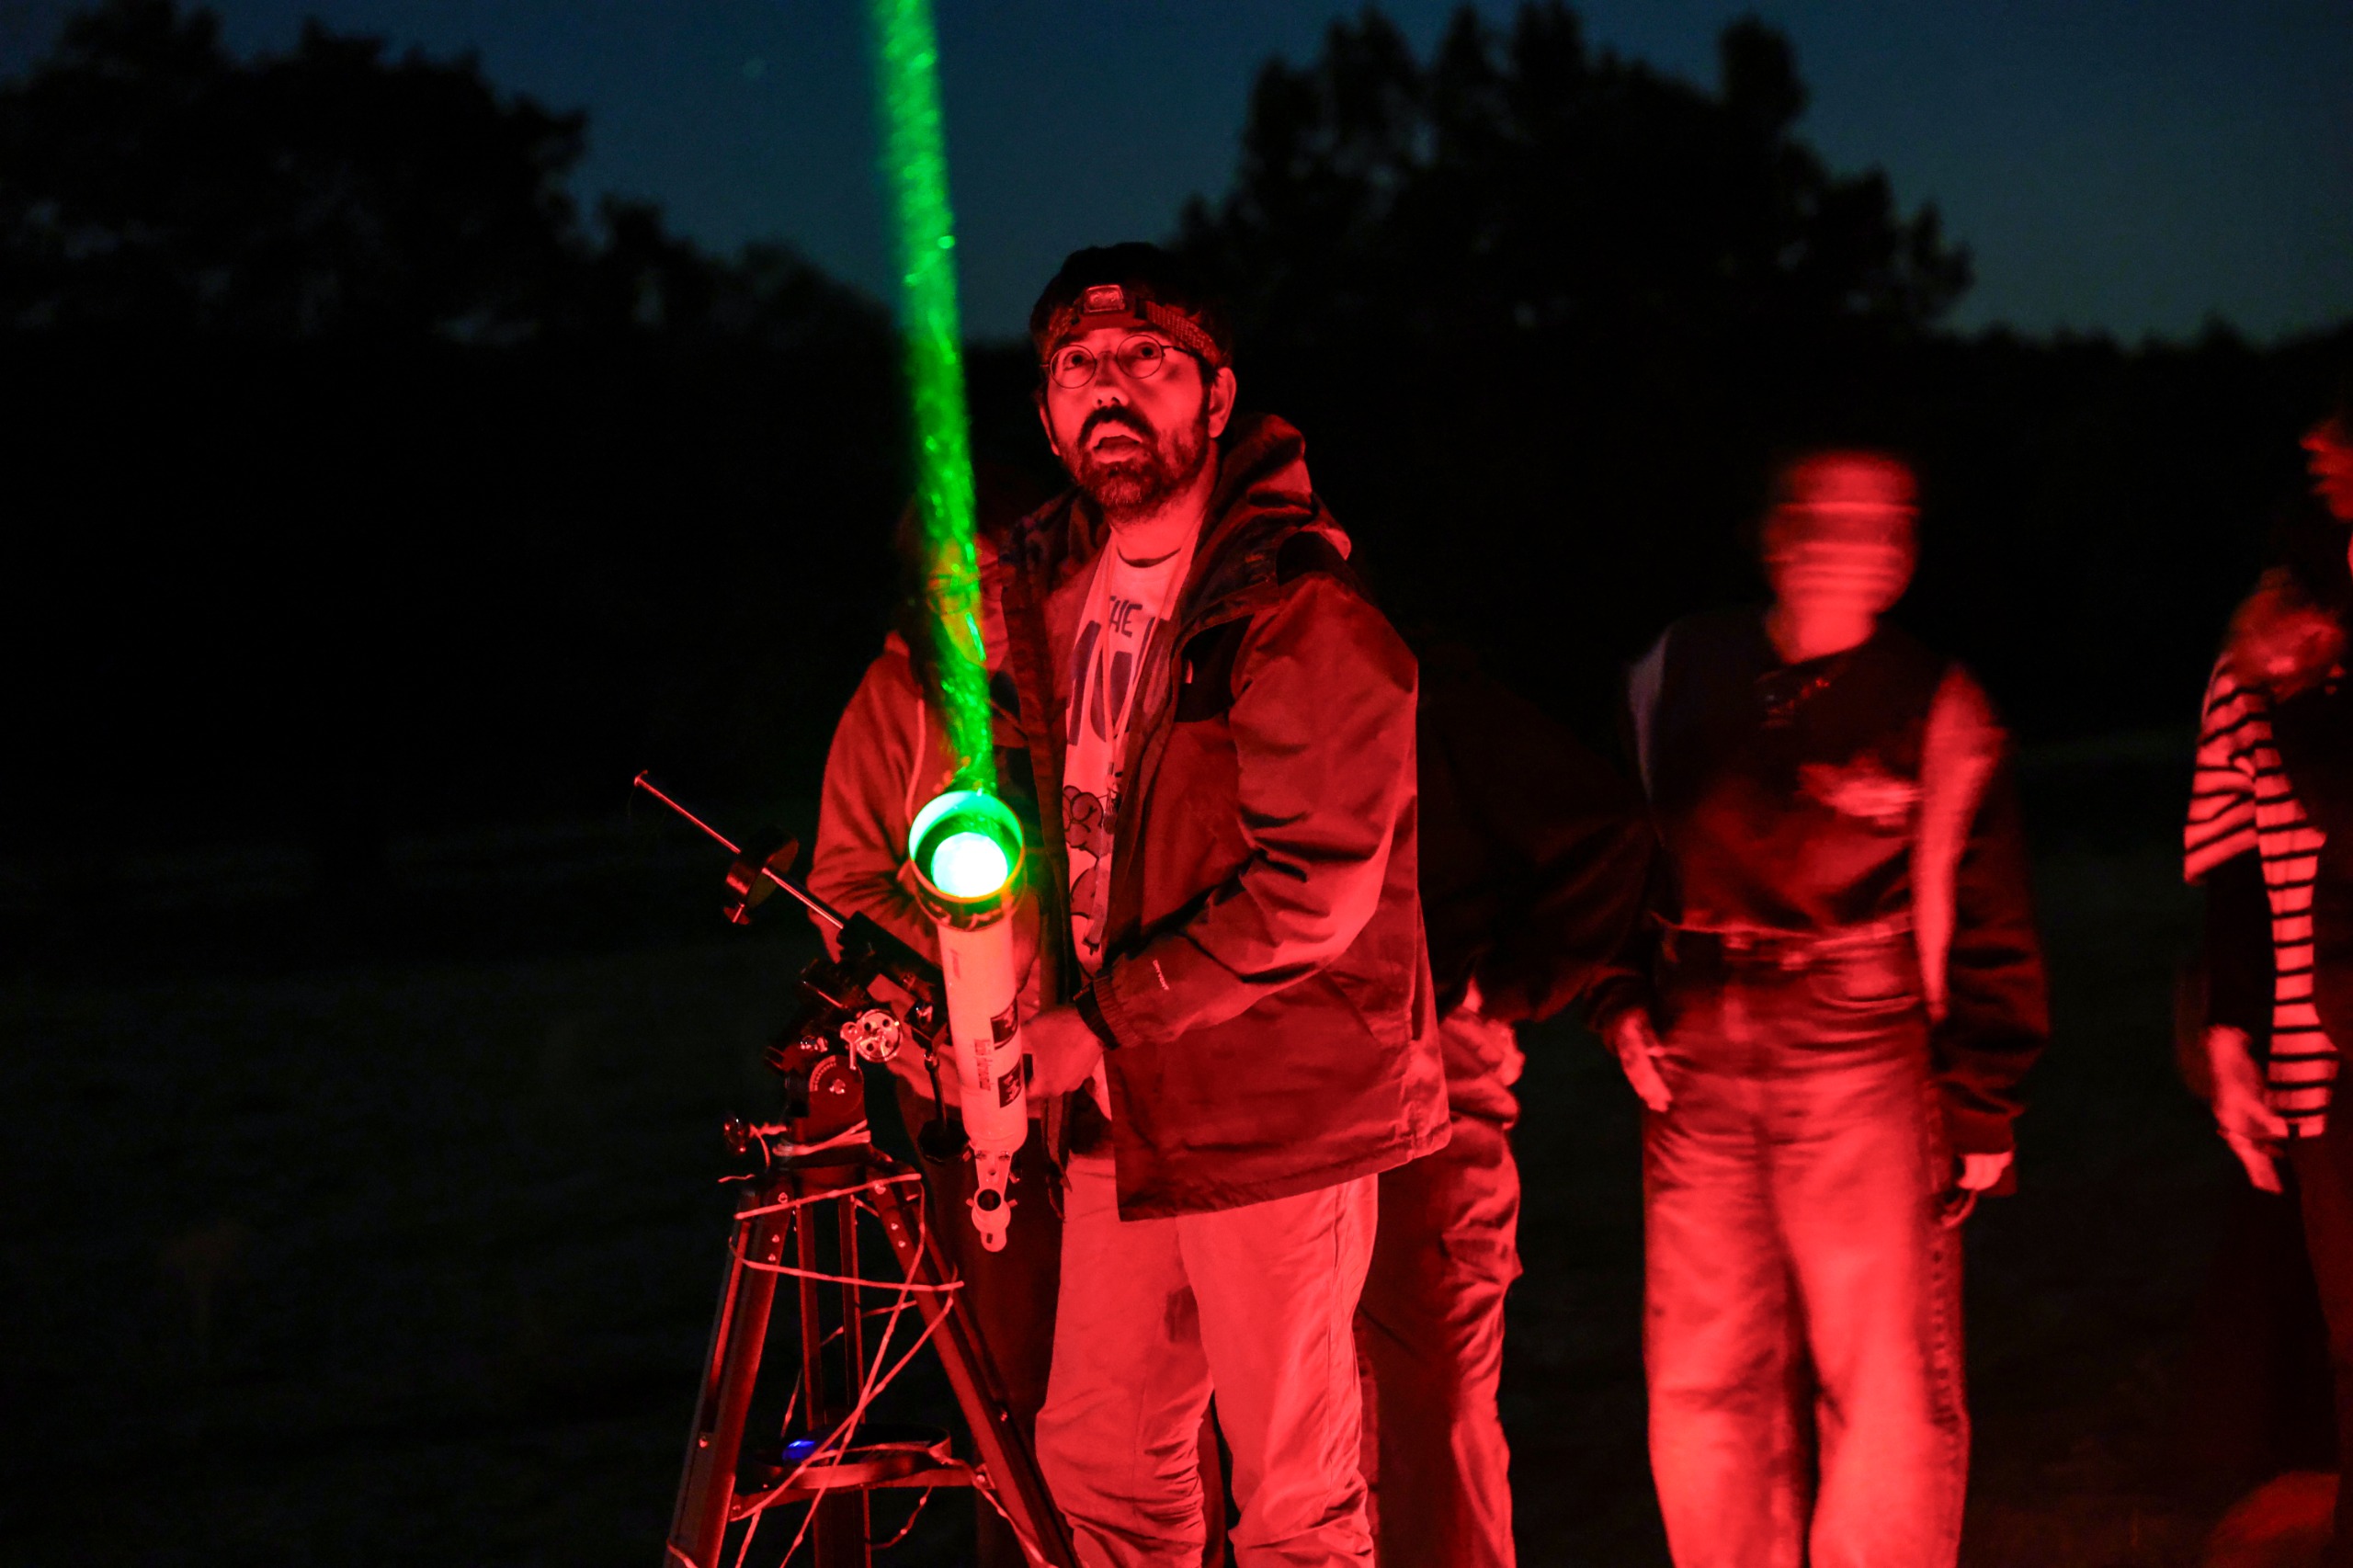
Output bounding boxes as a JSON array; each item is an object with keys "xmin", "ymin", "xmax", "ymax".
[{"xmin": 1070, "ymin": 404, "xmax": 1211, "ymax": 520}]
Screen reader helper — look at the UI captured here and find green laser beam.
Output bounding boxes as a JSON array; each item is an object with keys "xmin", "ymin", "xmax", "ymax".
[{"xmin": 868, "ymin": 0, "xmax": 995, "ymax": 796}]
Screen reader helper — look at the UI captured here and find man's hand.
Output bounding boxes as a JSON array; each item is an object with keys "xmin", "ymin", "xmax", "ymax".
[
  {"xmin": 1957, "ymin": 1151, "xmax": 2012, "ymax": 1192},
  {"xmin": 2206, "ymin": 1025, "xmax": 2287, "ymax": 1193},
  {"xmin": 1603, "ymin": 1011, "xmax": 1673, "ymax": 1113},
  {"xmin": 1023, "ymin": 1004, "xmax": 1107, "ymax": 1098}
]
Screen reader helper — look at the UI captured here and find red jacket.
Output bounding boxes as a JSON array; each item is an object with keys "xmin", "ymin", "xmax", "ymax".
[
  {"xmin": 809, "ymin": 634, "xmax": 957, "ymax": 960},
  {"xmin": 1002, "ymin": 414, "xmax": 1449, "ymax": 1218},
  {"xmin": 807, "ymin": 632, "xmax": 1046, "ymax": 1011}
]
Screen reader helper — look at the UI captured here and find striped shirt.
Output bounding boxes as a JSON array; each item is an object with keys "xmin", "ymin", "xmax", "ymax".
[{"xmin": 2186, "ymin": 658, "xmax": 2338, "ymax": 1134}]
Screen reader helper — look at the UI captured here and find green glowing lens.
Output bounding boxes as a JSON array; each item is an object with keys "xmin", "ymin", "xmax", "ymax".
[
  {"xmin": 908, "ymin": 789, "xmax": 1023, "ymax": 905},
  {"xmin": 928, "ymin": 830, "xmax": 1012, "ymax": 899}
]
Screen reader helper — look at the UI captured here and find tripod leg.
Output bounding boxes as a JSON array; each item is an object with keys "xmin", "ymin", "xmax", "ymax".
[
  {"xmin": 806, "ymin": 1193, "xmax": 869, "ymax": 1568},
  {"xmin": 871, "ymin": 1182, "xmax": 1079, "ymax": 1568},
  {"xmin": 666, "ymin": 1198, "xmax": 789, "ymax": 1568}
]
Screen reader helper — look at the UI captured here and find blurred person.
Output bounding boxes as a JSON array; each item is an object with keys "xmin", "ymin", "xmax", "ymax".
[
  {"xmin": 1590, "ymin": 451, "xmax": 2049, "ymax": 1568},
  {"xmin": 1356, "ymin": 638, "xmax": 1654, "ymax": 1568},
  {"xmin": 2187, "ymin": 383, "xmax": 2353, "ymax": 1563},
  {"xmin": 1003, "ymin": 243, "xmax": 1446, "ymax": 1568}
]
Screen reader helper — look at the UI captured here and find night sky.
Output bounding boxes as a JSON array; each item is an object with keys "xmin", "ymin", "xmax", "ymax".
[{"xmin": 3, "ymin": 0, "xmax": 2347, "ymax": 341}]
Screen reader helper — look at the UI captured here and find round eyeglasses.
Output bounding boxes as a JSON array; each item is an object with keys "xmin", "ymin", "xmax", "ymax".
[{"xmin": 1047, "ymin": 334, "xmax": 1182, "ymax": 391}]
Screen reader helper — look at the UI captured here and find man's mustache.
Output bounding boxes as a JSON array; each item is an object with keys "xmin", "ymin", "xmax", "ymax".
[{"xmin": 1079, "ymin": 407, "xmax": 1154, "ymax": 449}]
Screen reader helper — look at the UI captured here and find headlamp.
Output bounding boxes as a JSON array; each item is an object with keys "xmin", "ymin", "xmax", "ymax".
[{"xmin": 1037, "ymin": 282, "xmax": 1229, "ymax": 373}]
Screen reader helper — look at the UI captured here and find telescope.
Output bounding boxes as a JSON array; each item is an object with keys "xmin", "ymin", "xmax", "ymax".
[
  {"xmin": 631, "ymin": 773, "xmax": 1074, "ymax": 1568},
  {"xmin": 631, "ymin": 773, "xmax": 1034, "ymax": 1247},
  {"xmin": 904, "ymin": 788, "xmax": 1030, "ymax": 1251}
]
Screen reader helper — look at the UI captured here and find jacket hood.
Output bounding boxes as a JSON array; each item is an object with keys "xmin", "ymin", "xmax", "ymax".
[{"xmin": 1199, "ymin": 411, "xmax": 1350, "ymax": 562}]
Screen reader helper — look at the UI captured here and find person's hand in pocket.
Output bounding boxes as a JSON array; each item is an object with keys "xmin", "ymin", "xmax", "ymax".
[{"xmin": 1603, "ymin": 1010, "xmax": 1673, "ymax": 1113}]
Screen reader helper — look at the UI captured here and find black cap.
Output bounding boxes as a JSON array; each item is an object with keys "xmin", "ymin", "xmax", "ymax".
[{"xmin": 1029, "ymin": 243, "xmax": 1232, "ymax": 370}]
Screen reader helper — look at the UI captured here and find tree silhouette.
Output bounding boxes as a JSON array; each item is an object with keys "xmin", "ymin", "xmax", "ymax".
[
  {"xmin": 0, "ymin": 1, "xmax": 906, "ymax": 893},
  {"xmin": 0, "ymin": 0, "xmax": 881, "ymax": 345},
  {"xmin": 1182, "ymin": 6, "xmax": 1970, "ymax": 367},
  {"xmin": 0, "ymin": 0, "xmax": 586, "ymax": 335},
  {"xmin": 1171, "ymin": 4, "xmax": 2349, "ymax": 747},
  {"xmin": 0, "ymin": 0, "xmax": 2343, "ymax": 902}
]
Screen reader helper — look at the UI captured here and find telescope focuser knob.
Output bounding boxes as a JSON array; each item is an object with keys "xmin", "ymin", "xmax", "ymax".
[
  {"xmin": 840, "ymin": 1007, "xmax": 905, "ymax": 1063},
  {"xmin": 720, "ymin": 1116, "xmax": 757, "ymax": 1159}
]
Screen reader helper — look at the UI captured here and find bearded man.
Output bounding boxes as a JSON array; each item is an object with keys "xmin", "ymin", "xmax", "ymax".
[
  {"xmin": 1592, "ymin": 452, "xmax": 2049, "ymax": 1568},
  {"xmin": 1002, "ymin": 243, "xmax": 1447, "ymax": 1568}
]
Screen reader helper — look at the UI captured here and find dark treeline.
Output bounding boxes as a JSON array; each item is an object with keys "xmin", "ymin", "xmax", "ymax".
[
  {"xmin": 5, "ymin": 0, "xmax": 2346, "ymax": 878},
  {"xmin": 2, "ymin": 0, "xmax": 912, "ymax": 873},
  {"xmin": 1171, "ymin": 7, "xmax": 2350, "ymax": 736}
]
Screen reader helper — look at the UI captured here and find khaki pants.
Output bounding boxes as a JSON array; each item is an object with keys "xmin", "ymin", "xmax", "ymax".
[
  {"xmin": 1037, "ymin": 1153, "xmax": 1378, "ymax": 1568},
  {"xmin": 1358, "ymin": 1108, "xmax": 1520, "ymax": 1568}
]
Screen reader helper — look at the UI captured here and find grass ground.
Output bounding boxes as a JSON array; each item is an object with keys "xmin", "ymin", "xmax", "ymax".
[{"xmin": 0, "ymin": 808, "xmax": 2279, "ymax": 1566}]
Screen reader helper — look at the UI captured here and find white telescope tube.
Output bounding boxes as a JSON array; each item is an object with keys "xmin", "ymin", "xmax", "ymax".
[
  {"xmin": 937, "ymin": 910, "xmax": 1027, "ymax": 1250},
  {"xmin": 908, "ymin": 790, "xmax": 1029, "ymax": 1252}
]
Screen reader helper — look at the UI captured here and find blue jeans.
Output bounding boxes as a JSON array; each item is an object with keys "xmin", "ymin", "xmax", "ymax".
[{"xmin": 1642, "ymin": 933, "xmax": 1968, "ymax": 1568}]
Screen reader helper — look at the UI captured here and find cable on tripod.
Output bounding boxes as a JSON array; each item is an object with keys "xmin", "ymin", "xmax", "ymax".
[
  {"xmin": 751, "ymin": 1123, "xmax": 877, "ymax": 1163},
  {"xmin": 727, "ymin": 1186, "xmax": 965, "ymax": 1564},
  {"xmin": 870, "ymin": 1485, "xmax": 938, "ymax": 1551},
  {"xmin": 773, "ymin": 1208, "xmax": 947, "ymax": 1490},
  {"xmin": 733, "ymin": 1170, "xmax": 936, "ymax": 1221},
  {"xmin": 727, "ymin": 1245, "xmax": 965, "ymax": 1294},
  {"xmin": 972, "ymin": 1467, "xmax": 1024, "ymax": 1540},
  {"xmin": 759, "ymin": 1281, "xmax": 945, "ymax": 1564},
  {"xmin": 729, "ymin": 1503, "xmax": 764, "ymax": 1568},
  {"xmin": 727, "ymin": 1174, "xmax": 968, "ymax": 1293}
]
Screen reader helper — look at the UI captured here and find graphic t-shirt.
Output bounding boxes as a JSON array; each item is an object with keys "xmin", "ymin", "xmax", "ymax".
[
  {"xmin": 1063, "ymin": 534, "xmax": 1196, "ymax": 1118},
  {"xmin": 1063, "ymin": 535, "xmax": 1196, "ymax": 978}
]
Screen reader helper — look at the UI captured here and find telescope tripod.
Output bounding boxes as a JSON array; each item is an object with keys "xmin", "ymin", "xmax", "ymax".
[
  {"xmin": 633, "ymin": 775, "xmax": 1074, "ymax": 1566},
  {"xmin": 665, "ymin": 1130, "xmax": 1075, "ymax": 1568}
]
